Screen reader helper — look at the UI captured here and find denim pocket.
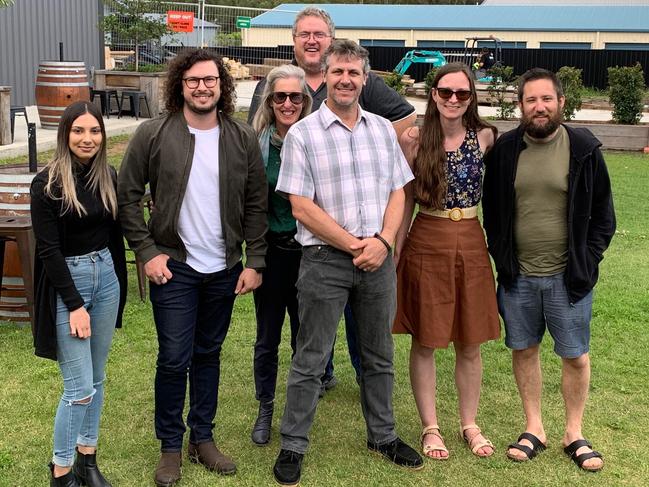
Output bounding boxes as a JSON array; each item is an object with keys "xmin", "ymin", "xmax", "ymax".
[{"xmin": 303, "ymin": 245, "xmax": 330, "ymax": 262}]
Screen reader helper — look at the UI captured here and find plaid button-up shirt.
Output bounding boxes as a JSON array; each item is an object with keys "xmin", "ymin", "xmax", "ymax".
[{"xmin": 277, "ymin": 101, "xmax": 414, "ymax": 246}]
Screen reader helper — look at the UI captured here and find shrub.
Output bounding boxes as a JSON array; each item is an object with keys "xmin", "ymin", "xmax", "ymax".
[
  {"xmin": 424, "ymin": 67, "xmax": 439, "ymax": 94},
  {"xmin": 118, "ymin": 63, "xmax": 166, "ymax": 73},
  {"xmin": 608, "ymin": 63, "xmax": 646, "ymax": 125},
  {"xmin": 487, "ymin": 65, "xmax": 517, "ymax": 120},
  {"xmin": 556, "ymin": 66, "xmax": 583, "ymax": 121},
  {"xmin": 384, "ymin": 71, "xmax": 406, "ymax": 96}
]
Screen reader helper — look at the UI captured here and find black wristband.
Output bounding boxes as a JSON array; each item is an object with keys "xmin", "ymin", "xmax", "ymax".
[{"xmin": 373, "ymin": 232, "xmax": 392, "ymax": 252}]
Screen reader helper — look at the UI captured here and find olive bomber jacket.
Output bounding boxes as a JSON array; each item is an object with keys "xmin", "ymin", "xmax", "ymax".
[{"xmin": 117, "ymin": 110, "xmax": 268, "ymax": 271}]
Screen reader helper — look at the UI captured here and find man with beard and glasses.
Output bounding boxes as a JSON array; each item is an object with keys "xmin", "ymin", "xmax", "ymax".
[
  {"xmin": 271, "ymin": 40, "xmax": 422, "ymax": 487},
  {"xmin": 118, "ymin": 49, "xmax": 267, "ymax": 486},
  {"xmin": 482, "ymin": 68, "xmax": 615, "ymax": 472}
]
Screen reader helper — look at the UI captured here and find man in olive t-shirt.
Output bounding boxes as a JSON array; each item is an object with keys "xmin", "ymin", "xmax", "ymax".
[{"xmin": 483, "ymin": 68, "xmax": 616, "ymax": 473}]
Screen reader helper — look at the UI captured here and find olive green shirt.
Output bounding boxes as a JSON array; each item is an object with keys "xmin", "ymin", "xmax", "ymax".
[{"xmin": 514, "ymin": 125, "xmax": 570, "ymax": 276}]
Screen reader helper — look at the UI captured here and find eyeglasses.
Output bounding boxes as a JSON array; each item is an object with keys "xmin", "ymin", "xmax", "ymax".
[
  {"xmin": 294, "ymin": 31, "xmax": 330, "ymax": 40},
  {"xmin": 183, "ymin": 76, "xmax": 219, "ymax": 89},
  {"xmin": 435, "ymin": 87, "xmax": 472, "ymax": 101},
  {"xmin": 270, "ymin": 92, "xmax": 305, "ymax": 105}
]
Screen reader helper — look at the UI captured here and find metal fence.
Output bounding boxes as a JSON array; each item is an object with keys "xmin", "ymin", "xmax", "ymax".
[
  {"xmin": 103, "ymin": 1, "xmax": 298, "ymax": 72},
  {"xmin": 363, "ymin": 46, "xmax": 649, "ymax": 89}
]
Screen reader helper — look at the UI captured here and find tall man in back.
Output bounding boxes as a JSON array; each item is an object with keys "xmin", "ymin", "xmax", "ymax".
[
  {"xmin": 272, "ymin": 40, "xmax": 422, "ymax": 486},
  {"xmin": 483, "ymin": 68, "xmax": 615, "ymax": 472},
  {"xmin": 118, "ymin": 49, "xmax": 267, "ymax": 486}
]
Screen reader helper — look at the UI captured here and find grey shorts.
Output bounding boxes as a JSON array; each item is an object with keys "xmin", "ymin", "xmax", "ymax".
[{"xmin": 497, "ymin": 273, "xmax": 593, "ymax": 358}]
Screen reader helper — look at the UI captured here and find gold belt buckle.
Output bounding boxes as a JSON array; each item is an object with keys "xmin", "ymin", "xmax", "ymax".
[{"xmin": 448, "ymin": 208, "xmax": 463, "ymax": 222}]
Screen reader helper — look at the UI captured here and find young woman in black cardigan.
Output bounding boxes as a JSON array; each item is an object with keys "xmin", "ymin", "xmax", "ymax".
[{"xmin": 30, "ymin": 101, "xmax": 126, "ymax": 487}]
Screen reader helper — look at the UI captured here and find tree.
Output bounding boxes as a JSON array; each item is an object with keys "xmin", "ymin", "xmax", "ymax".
[
  {"xmin": 608, "ymin": 63, "xmax": 646, "ymax": 125},
  {"xmin": 100, "ymin": 0, "xmax": 172, "ymax": 71},
  {"xmin": 487, "ymin": 65, "xmax": 517, "ymax": 120},
  {"xmin": 556, "ymin": 66, "xmax": 583, "ymax": 121},
  {"xmin": 0, "ymin": 0, "xmax": 15, "ymax": 7}
]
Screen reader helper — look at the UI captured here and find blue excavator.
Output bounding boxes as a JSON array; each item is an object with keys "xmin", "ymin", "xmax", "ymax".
[{"xmin": 394, "ymin": 50, "xmax": 447, "ymax": 76}]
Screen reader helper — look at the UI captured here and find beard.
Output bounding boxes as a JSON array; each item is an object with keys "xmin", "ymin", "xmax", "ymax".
[
  {"xmin": 184, "ymin": 93, "xmax": 219, "ymax": 115},
  {"xmin": 522, "ymin": 110, "xmax": 562, "ymax": 139}
]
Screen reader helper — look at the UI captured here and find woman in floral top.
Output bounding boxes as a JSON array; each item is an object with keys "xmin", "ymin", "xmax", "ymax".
[{"xmin": 393, "ymin": 63, "xmax": 500, "ymax": 461}]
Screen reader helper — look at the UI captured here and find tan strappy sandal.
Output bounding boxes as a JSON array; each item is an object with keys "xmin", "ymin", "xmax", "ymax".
[
  {"xmin": 421, "ymin": 425, "xmax": 449, "ymax": 460},
  {"xmin": 461, "ymin": 424, "xmax": 495, "ymax": 458}
]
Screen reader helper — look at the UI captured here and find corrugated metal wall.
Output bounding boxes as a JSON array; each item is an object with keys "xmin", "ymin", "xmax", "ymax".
[{"xmin": 0, "ymin": 0, "xmax": 102, "ymax": 106}]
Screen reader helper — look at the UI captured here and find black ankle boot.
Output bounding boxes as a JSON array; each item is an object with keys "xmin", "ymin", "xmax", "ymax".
[
  {"xmin": 50, "ymin": 463, "xmax": 80, "ymax": 487},
  {"xmin": 251, "ymin": 401, "xmax": 274, "ymax": 446},
  {"xmin": 72, "ymin": 449, "xmax": 112, "ymax": 487}
]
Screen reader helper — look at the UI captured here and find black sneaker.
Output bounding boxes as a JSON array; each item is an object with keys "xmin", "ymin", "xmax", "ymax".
[
  {"xmin": 367, "ymin": 437, "xmax": 424, "ymax": 470},
  {"xmin": 273, "ymin": 449, "xmax": 303, "ymax": 486},
  {"xmin": 319, "ymin": 375, "xmax": 338, "ymax": 398}
]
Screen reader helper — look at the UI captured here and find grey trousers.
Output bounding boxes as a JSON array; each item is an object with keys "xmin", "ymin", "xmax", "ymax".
[{"xmin": 280, "ymin": 245, "xmax": 398, "ymax": 453}]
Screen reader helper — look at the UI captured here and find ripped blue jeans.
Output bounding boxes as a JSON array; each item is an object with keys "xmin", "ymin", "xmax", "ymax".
[{"xmin": 52, "ymin": 248, "xmax": 119, "ymax": 467}]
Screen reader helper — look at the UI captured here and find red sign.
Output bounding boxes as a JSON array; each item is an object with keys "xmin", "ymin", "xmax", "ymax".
[{"xmin": 167, "ymin": 11, "xmax": 194, "ymax": 33}]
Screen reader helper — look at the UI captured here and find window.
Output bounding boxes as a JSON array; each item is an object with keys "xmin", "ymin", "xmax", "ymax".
[
  {"xmin": 540, "ymin": 42, "xmax": 591, "ymax": 50},
  {"xmin": 359, "ymin": 39, "xmax": 405, "ymax": 47},
  {"xmin": 417, "ymin": 40, "xmax": 464, "ymax": 49},
  {"xmin": 605, "ymin": 43, "xmax": 649, "ymax": 51},
  {"xmin": 477, "ymin": 41, "xmax": 527, "ymax": 49}
]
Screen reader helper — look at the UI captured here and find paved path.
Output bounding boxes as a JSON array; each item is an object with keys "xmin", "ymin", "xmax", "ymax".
[{"xmin": 2, "ymin": 79, "xmax": 646, "ymax": 160}]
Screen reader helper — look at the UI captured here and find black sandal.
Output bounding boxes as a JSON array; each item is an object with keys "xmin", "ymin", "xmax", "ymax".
[
  {"xmin": 563, "ymin": 439, "xmax": 603, "ymax": 472},
  {"xmin": 506, "ymin": 432, "xmax": 547, "ymax": 462}
]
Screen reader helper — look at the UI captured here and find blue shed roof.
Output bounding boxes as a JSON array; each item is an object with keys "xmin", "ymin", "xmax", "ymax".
[{"xmin": 251, "ymin": 4, "xmax": 649, "ymax": 33}]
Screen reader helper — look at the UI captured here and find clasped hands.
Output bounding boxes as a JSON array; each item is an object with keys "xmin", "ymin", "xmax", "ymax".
[{"xmin": 350, "ymin": 236, "xmax": 389, "ymax": 273}]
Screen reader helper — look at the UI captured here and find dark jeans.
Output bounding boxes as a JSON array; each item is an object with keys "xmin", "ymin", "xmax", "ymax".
[
  {"xmin": 325, "ymin": 305, "xmax": 362, "ymax": 382},
  {"xmin": 280, "ymin": 246, "xmax": 397, "ymax": 453},
  {"xmin": 253, "ymin": 243, "xmax": 301, "ymax": 403},
  {"xmin": 150, "ymin": 259, "xmax": 242, "ymax": 452}
]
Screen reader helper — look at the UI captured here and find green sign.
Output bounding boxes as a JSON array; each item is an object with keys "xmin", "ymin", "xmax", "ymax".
[{"xmin": 236, "ymin": 16, "xmax": 251, "ymax": 29}]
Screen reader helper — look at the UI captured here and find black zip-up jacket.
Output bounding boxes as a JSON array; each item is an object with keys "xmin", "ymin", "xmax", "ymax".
[{"xmin": 482, "ymin": 124, "xmax": 616, "ymax": 303}]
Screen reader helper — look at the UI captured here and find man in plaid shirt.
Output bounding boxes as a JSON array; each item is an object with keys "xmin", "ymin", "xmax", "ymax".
[{"xmin": 272, "ymin": 40, "xmax": 423, "ymax": 486}]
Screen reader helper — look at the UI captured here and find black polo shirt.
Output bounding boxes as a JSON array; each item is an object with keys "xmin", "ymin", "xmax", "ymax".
[{"xmin": 247, "ymin": 64, "xmax": 415, "ymax": 125}]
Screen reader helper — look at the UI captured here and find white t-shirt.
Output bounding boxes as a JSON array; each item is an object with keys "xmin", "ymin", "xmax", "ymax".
[{"xmin": 177, "ymin": 125, "xmax": 226, "ymax": 273}]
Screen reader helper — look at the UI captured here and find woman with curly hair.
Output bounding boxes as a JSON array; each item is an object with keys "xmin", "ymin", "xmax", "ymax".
[{"xmin": 394, "ymin": 63, "xmax": 500, "ymax": 461}]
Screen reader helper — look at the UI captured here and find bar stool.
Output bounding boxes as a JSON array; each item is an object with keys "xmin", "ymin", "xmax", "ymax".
[
  {"xmin": 118, "ymin": 90, "xmax": 151, "ymax": 120},
  {"xmin": 91, "ymin": 89, "xmax": 121, "ymax": 119},
  {"xmin": 10, "ymin": 106, "xmax": 28, "ymax": 143},
  {"xmin": 0, "ymin": 216, "xmax": 35, "ymax": 331}
]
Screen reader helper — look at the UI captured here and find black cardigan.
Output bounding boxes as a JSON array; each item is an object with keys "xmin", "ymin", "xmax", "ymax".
[{"xmin": 31, "ymin": 165, "xmax": 127, "ymax": 360}]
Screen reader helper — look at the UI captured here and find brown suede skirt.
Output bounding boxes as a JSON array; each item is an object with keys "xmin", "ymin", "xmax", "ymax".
[{"xmin": 393, "ymin": 212, "xmax": 500, "ymax": 348}]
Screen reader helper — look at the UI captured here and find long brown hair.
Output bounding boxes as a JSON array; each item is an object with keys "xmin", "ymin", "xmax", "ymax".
[
  {"xmin": 414, "ymin": 63, "xmax": 496, "ymax": 209},
  {"xmin": 44, "ymin": 101, "xmax": 116, "ymax": 218}
]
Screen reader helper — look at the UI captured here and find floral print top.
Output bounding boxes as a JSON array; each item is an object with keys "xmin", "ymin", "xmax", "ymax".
[{"xmin": 445, "ymin": 128, "xmax": 485, "ymax": 209}]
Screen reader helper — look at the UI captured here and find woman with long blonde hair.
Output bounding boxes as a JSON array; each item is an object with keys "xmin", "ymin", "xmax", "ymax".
[
  {"xmin": 31, "ymin": 100, "xmax": 126, "ymax": 487},
  {"xmin": 394, "ymin": 63, "xmax": 500, "ymax": 461}
]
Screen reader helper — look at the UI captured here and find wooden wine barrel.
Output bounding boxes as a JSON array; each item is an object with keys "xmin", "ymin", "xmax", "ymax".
[
  {"xmin": 35, "ymin": 61, "xmax": 90, "ymax": 130},
  {"xmin": 0, "ymin": 168, "xmax": 38, "ymax": 323}
]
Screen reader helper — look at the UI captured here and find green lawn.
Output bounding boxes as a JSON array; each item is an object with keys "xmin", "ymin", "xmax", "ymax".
[{"xmin": 0, "ymin": 149, "xmax": 647, "ymax": 486}]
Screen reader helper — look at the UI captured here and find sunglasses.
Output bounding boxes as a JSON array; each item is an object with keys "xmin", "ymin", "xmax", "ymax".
[
  {"xmin": 270, "ymin": 92, "xmax": 305, "ymax": 105},
  {"xmin": 435, "ymin": 87, "xmax": 472, "ymax": 101}
]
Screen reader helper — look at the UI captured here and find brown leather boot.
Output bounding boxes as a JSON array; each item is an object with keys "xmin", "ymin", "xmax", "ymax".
[
  {"xmin": 153, "ymin": 452, "xmax": 181, "ymax": 487},
  {"xmin": 188, "ymin": 441, "xmax": 236, "ymax": 475}
]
